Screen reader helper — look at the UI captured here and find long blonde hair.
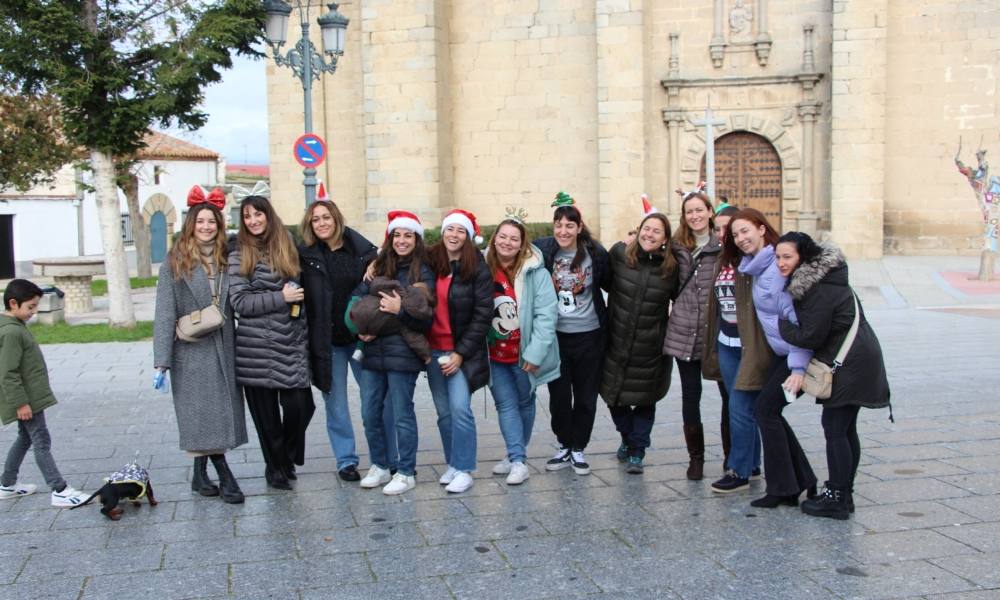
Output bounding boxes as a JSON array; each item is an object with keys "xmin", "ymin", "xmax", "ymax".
[
  {"xmin": 237, "ymin": 195, "xmax": 300, "ymax": 279},
  {"xmin": 168, "ymin": 204, "xmax": 227, "ymax": 280},
  {"xmin": 300, "ymin": 200, "xmax": 345, "ymax": 249}
]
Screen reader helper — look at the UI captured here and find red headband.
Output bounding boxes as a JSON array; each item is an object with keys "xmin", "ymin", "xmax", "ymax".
[{"xmin": 187, "ymin": 186, "xmax": 226, "ymax": 211}]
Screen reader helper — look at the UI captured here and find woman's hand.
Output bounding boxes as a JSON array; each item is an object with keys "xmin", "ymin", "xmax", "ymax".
[
  {"xmin": 440, "ymin": 352, "xmax": 464, "ymax": 376},
  {"xmin": 363, "ymin": 262, "xmax": 376, "ymax": 282},
  {"xmin": 378, "ymin": 290, "xmax": 402, "ymax": 315},
  {"xmin": 15, "ymin": 404, "xmax": 32, "ymax": 421},
  {"xmin": 358, "ymin": 334, "xmax": 376, "ymax": 342},
  {"xmin": 783, "ymin": 373, "xmax": 804, "ymax": 395},
  {"xmin": 522, "ymin": 361, "xmax": 539, "ymax": 375},
  {"xmin": 282, "ymin": 283, "xmax": 304, "ymax": 304}
]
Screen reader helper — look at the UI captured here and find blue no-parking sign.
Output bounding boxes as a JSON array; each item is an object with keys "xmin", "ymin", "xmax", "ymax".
[{"xmin": 293, "ymin": 133, "xmax": 327, "ymax": 168}]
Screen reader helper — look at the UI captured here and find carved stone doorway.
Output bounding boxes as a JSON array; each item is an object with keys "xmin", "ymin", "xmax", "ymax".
[{"xmin": 701, "ymin": 131, "xmax": 783, "ymax": 230}]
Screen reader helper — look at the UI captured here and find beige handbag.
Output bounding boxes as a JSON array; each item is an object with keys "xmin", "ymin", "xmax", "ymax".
[
  {"xmin": 801, "ymin": 294, "xmax": 859, "ymax": 400},
  {"xmin": 176, "ymin": 273, "xmax": 225, "ymax": 342}
]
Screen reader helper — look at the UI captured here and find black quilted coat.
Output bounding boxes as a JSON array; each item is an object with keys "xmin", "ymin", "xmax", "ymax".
[
  {"xmin": 228, "ymin": 248, "xmax": 310, "ymax": 389},
  {"xmin": 437, "ymin": 255, "xmax": 494, "ymax": 393},
  {"xmin": 600, "ymin": 242, "xmax": 680, "ymax": 407}
]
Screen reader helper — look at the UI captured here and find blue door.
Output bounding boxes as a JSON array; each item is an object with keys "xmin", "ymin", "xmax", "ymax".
[{"xmin": 150, "ymin": 211, "xmax": 167, "ymax": 263}]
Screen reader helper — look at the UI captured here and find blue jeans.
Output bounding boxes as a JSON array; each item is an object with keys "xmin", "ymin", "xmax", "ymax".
[
  {"xmin": 717, "ymin": 342, "xmax": 762, "ymax": 479},
  {"xmin": 426, "ymin": 350, "xmax": 477, "ymax": 472},
  {"xmin": 323, "ymin": 344, "xmax": 397, "ymax": 470},
  {"xmin": 360, "ymin": 369, "xmax": 418, "ymax": 476},
  {"xmin": 488, "ymin": 361, "xmax": 536, "ymax": 464}
]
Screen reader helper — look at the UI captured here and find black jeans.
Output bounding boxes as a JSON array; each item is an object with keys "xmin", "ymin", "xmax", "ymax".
[
  {"xmin": 608, "ymin": 405, "xmax": 656, "ymax": 458},
  {"xmin": 245, "ymin": 386, "xmax": 316, "ymax": 470},
  {"xmin": 755, "ymin": 358, "xmax": 817, "ymax": 497},
  {"xmin": 676, "ymin": 358, "xmax": 703, "ymax": 425},
  {"xmin": 821, "ymin": 404, "xmax": 861, "ymax": 489},
  {"xmin": 548, "ymin": 329, "xmax": 603, "ymax": 450}
]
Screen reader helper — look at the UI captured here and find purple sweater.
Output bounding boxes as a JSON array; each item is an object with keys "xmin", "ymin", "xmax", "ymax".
[{"xmin": 738, "ymin": 246, "xmax": 812, "ymax": 373}]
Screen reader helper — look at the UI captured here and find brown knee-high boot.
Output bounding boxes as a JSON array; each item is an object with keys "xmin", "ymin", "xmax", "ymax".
[{"xmin": 683, "ymin": 424, "xmax": 705, "ymax": 480}]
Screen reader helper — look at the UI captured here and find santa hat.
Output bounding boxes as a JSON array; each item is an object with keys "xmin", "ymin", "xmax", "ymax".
[
  {"xmin": 316, "ymin": 180, "xmax": 329, "ymax": 201},
  {"xmin": 386, "ymin": 210, "xmax": 423, "ymax": 240},
  {"xmin": 441, "ymin": 209, "xmax": 483, "ymax": 245},
  {"xmin": 187, "ymin": 185, "xmax": 227, "ymax": 211},
  {"xmin": 640, "ymin": 193, "xmax": 659, "ymax": 217}
]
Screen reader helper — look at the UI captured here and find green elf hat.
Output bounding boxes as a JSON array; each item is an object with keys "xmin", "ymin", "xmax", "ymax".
[
  {"xmin": 714, "ymin": 201, "xmax": 731, "ymax": 214},
  {"xmin": 551, "ymin": 191, "xmax": 575, "ymax": 208}
]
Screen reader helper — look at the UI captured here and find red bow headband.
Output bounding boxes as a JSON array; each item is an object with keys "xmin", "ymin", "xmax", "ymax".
[{"xmin": 187, "ymin": 186, "xmax": 226, "ymax": 211}]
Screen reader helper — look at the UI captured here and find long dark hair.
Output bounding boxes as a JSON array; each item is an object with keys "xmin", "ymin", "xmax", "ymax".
[
  {"xmin": 719, "ymin": 207, "xmax": 780, "ymax": 267},
  {"xmin": 553, "ymin": 205, "xmax": 595, "ymax": 270},
  {"xmin": 237, "ymin": 195, "xmax": 300, "ymax": 279},
  {"xmin": 427, "ymin": 237, "xmax": 480, "ymax": 282},
  {"xmin": 372, "ymin": 229, "xmax": 427, "ymax": 284},
  {"xmin": 624, "ymin": 213, "xmax": 677, "ymax": 279},
  {"xmin": 776, "ymin": 231, "xmax": 823, "ymax": 270}
]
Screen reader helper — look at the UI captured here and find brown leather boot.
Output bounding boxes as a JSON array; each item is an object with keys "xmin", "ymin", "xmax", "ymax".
[{"xmin": 683, "ymin": 424, "xmax": 705, "ymax": 480}]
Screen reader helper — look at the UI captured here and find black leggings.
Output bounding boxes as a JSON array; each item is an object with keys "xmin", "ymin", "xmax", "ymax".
[
  {"xmin": 676, "ymin": 358, "xmax": 703, "ymax": 425},
  {"xmin": 821, "ymin": 404, "xmax": 861, "ymax": 489}
]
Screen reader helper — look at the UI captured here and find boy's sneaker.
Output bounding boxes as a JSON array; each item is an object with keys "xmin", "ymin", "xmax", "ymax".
[
  {"xmin": 445, "ymin": 471, "xmax": 474, "ymax": 494},
  {"xmin": 51, "ymin": 486, "xmax": 88, "ymax": 507},
  {"xmin": 545, "ymin": 448, "xmax": 572, "ymax": 471},
  {"xmin": 360, "ymin": 465, "xmax": 392, "ymax": 489},
  {"xmin": 570, "ymin": 451, "xmax": 590, "ymax": 476},
  {"xmin": 382, "ymin": 473, "xmax": 416, "ymax": 496},
  {"xmin": 0, "ymin": 483, "xmax": 37, "ymax": 499},
  {"xmin": 506, "ymin": 462, "xmax": 530, "ymax": 485},
  {"xmin": 625, "ymin": 455, "xmax": 644, "ymax": 474},
  {"xmin": 492, "ymin": 459, "xmax": 512, "ymax": 475},
  {"xmin": 616, "ymin": 443, "xmax": 628, "ymax": 463},
  {"xmin": 711, "ymin": 470, "xmax": 750, "ymax": 494}
]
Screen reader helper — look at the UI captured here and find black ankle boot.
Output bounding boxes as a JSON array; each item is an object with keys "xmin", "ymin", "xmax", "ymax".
[
  {"xmin": 265, "ymin": 464, "xmax": 292, "ymax": 491},
  {"xmin": 209, "ymin": 454, "xmax": 245, "ymax": 504},
  {"xmin": 191, "ymin": 456, "xmax": 220, "ymax": 497},
  {"xmin": 801, "ymin": 483, "xmax": 850, "ymax": 520},
  {"xmin": 750, "ymin": 493, "xmax": 799, "ymax": 508}
]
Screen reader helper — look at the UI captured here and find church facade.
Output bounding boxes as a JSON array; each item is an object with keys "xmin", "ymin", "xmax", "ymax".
[{"xmin": 265, "ymin": 0, "xmax": 999, "ymax": 258}]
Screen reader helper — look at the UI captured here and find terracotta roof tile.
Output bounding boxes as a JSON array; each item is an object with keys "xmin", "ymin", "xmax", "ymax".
[{"xmin": 137, "ymin": 131, "xmax": 219, "ymax": 160}]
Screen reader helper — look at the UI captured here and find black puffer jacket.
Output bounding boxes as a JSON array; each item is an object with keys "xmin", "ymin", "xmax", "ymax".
[
  {"xmin": 600, "ymin": 242, "xmax": 679, "ymax": 407},
  {"xmin": 778, "ymin": 243, "xmax": 891, "ymax": 411},
  {"xmin": 228, "ymin": 249, "xmax": 310, "ymax": 389},
  {"xmin": 437, "ymin": 255, "xmax": 494, "ymax": 392},
  {"xmin": 299, "ymin": 228, "xmax": 378, "ymax": 393},
  {"xmin": 351, "ymin": 259, "xmax": 436, "ymax": 373},
  {"xmin": 533, "ymin": 236, "xmax": 611, "ymax": 329}
]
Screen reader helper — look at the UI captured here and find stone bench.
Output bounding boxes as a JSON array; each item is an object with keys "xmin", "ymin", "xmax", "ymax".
[{"xmin": 31, "ymin": 256, "xmax": 106, "ymax": 314}]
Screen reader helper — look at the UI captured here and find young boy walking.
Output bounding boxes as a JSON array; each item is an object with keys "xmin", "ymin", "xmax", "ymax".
[{"xmin": 0, "ymin": 279, "xmax": 87, "ymax": 507}]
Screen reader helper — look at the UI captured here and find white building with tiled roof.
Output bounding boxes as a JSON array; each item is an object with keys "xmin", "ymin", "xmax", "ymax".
[{"xmin": 0, "ymin": 131, "xmax": 223, "ymax": 277}]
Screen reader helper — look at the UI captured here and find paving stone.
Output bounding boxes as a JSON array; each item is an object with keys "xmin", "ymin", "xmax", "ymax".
[
  {"xmin": 84, "ymin": 565, "xmax": 230, "ymax": 599},
  {"xmin": 0, "ymin": 509, "xmax": 57, "ymax": 534},
  {"xmin": 933, "ymin": 522, "xmax": 1000, "ymax": 553},
  {"xmin": 350, "ymin": 496, "xmax": 472, "ymax": 525},
  {"xmin": 0, "ymin": 553, "xmax": 26, "ymax": 585},
  {"xmin": 163, "ymin": 534, "xmax": 297, "ymax": 568},
  {"xmin": 939, "ymin": 495, "xmax": 1000, "ymax": 522},
  {"xmin": 0, "ymin": 576, "xmax": 86, "ymax": 599},
  {"xmin": 840, "ymin": 529, "xmax": 980, "ymax": 563},
  {"xmin": 19, "ymin": 544, "xmax": 164, "ymax": 582},
  {"xmin": 230, "ymin": 554, "xmax": 373, "ymax": 595},
  {"xmin": 851, "ymin": 501, "xmax": 983, "ymax": 533},
  {"xmin": 936, "ymin": 473, "xmax": 1000, "ymax": 496},
  {"xmin": 366, "ymin": 541, "xmax": 508, "ymax": 580},
  {"xmin": 296, "ymin": 522, "xmax": 425, "ymax": 555},
  {"xmin": 802, "ymin": 559, "xmax": 978, "ymax": 599},
  {"xmin": 235, "ymin": 505, "xmax": 355, "ymax": 536},
  {"xmin": 299, "ymin": 577, "xmax": 453, "ymax": 600},
  {"xmin": 417, "ymin": 513, "xmax": 549, "ymax": 545},
  {"xmin": 493, "ymin": 530, "xmax": 635, "ymax": 568},
  {"xmin": 860, "ymin": 460, "xmax": 971, "ymax": 481},
  {"xmin": 445, "ymin": 565, "xmax": 601, "ymax": 599},
  {"xmin": 106, "ymin": 519, "xmax": 235, "ymax": 548}
]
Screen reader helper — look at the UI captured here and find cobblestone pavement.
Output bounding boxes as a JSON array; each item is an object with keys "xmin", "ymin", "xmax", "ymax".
[{"xmin": 1, "ymin": 303, "xmax": 998, "ymax": 599}]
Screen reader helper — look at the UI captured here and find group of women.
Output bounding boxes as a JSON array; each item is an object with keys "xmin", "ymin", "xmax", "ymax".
[{"xmin": 154, "ymin": 186, "xmax": 890, "ymax": 520}]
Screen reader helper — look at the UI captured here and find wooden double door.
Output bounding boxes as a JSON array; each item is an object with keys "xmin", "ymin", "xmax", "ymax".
[{"xmin": 700, "ymin": 131, "xmax": 782, "ymax": 230}]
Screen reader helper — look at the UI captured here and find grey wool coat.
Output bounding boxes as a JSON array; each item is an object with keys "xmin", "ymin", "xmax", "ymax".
[
  {"xmin": 227, "ymin": 248, "xmax": 310, "ymax": 389},
  {"xmin": 153, "ymin": 262, "xmax": 248, "ymax": 452},
  {"xmin": 663, "ymin": 237, "xmax": 721, "ymax": 361}
]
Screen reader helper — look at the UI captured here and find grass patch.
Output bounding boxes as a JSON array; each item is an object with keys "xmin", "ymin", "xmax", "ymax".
[
  {"xmin": 29, "ymin": 321, "xmax": 154, "ymax": 344},
  {"xmin": 91, "ymin": 276, "xmax": 158, "ymax": 297}
]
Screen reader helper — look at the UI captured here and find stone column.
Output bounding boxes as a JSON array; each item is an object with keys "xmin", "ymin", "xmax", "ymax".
[
  {"xmin": 709, "ymin": 0, "xmax": 725, "ymax": 68},
  {"xmin": 797, "ymin": 103, "xmax": 821, "ymax": 235},
  {"xmin": 664, "ymin": 110, "xmax": 685, "ymax": 222},
  {"xmin": 830, "ymin": 0, "xmax": 888, "ymax": 258}
]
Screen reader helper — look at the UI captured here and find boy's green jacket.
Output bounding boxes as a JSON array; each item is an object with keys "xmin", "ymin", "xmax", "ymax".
[{"xmin": 0, "ymin": 315, "xmax": 56, "ymax": 425}]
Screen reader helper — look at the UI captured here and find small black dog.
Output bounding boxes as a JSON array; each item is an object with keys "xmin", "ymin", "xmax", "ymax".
[{"xmin": 70, "ymin": 460, "xmax": 157, "ymax": 521}]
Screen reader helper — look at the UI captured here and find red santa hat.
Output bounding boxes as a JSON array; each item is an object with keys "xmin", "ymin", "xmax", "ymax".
[
  {"xmin": 440, "ymin": 209, "xmax": 483, "ymax": 245},
  {"xmin": 187, "ymin": 185, "xmax": 226, "ymax": 211},
  {"xmin": 316, "ymin": 180, "xmax": 329, "ymax": 201},
  {"xmin": 641, "ymin": 193, "xmax": 659, "ymax": 217},
  {"xmin": 386, "ymin": 210, "xmax": 424, "ymax": 240}
]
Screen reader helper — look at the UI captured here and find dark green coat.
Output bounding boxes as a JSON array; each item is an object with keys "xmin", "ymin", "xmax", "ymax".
[
  {"xmin": 0, "ymin": 315, "xmax": 57, "ymax": 425},
  {"xmin": 600, "ymin": 242, "xmax": 679, "ymax": 407}
]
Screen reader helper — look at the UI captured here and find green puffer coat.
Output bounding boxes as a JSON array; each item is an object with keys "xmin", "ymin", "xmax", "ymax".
[
  {"xmin": 0, "ymin": 315, "xmax": 57, "ymax": 425},
  {"xmin": 600, "ymin": 242, "xmax": 680, "ymax": 407}
]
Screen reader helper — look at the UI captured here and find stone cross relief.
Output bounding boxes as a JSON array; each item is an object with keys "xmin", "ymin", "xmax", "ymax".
[{"xmin": 955, "ymin": 136, "xmax": 1000, "ymax": 280}]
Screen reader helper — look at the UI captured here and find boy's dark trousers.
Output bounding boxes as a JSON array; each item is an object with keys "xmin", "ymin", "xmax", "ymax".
[{"xmin": 1, "ymin": 410, "xmax": 67, "ymax": 492}]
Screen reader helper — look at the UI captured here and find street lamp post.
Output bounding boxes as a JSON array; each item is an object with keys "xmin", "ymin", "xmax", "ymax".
[{"xmin": 263, "ymin": 1, "xmax": 348, "ymax": 206}]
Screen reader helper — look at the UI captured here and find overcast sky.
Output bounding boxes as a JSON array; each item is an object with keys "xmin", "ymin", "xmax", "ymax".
[{"xmin": 170, "ymin": 52, "xmax": 270, "ymax": 165}]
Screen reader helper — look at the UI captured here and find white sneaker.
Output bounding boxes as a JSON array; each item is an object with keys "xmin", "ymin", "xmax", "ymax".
[
  {"xmin": 445, "ymin": 471, "xmax": 474, "ymax": 493},
  {"xmin": 506, "ymin": 462, "xmax": 530, "ymax": 485},
  {"xmin": 0, "ymin": 482, "xmax": 37, "ymax": 499},
  {"xmin": 360, "ymin": 465, "xmax": 392, "ymax": 489},
  {"xmin": 570, "ymin": 451, "xmax": 591, "ymax": 476},
  {"xmin": 438, "ymin": 466, "xmax": 459, "ymax": 485},
  {"xmin": 382, "ymin": 473, "xmax": 416, "ymax": 495},
  {"xmin": 51, "ymin": 486, "xmax": 88, "ymax": 508},
  {"xmin": 492, "ymin": 459, "xmax": 512, "ymax": 475}
]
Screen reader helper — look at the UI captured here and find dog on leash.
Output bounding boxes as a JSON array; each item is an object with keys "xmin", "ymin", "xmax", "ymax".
[{"xmin": 70, "ymin": 459, "xmax": 157, "ymax": 520}]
